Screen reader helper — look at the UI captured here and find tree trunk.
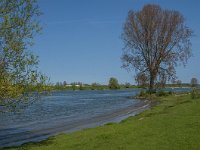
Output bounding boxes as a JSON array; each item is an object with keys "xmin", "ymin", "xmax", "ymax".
[{"xmin": 149, "ymin": 74, "xmax": 155, "ymax": 94}]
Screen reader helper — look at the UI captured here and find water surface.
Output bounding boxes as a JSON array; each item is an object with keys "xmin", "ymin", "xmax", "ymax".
[
  {"xmin": 0, "ymin": 89, "xmax": 143, "ymax": 148},
  {"xmin": 0, "ymin": 88, "xmax": 191, "ymax": 148}
]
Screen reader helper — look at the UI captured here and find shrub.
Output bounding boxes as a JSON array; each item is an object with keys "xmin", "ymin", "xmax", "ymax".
[
  {"xmin": 108, "ymin": 77, "xmax": 120, "ymax": 89},
  {"xmin": 156, "ymin": 91, "xmax": 169, "ymax": 97},
  {"xmin": 79, "ymin": 84, "xmax": 84, "ymax": 90},
  {"xmin": 191, "ymin": 90, "xmax": 196, "ymax": 99},
  {"xmin": 191, "ymin": 88, "xmax": 200, "ymax": 99},
  {"xmin": 168, "ymin": 91, "xmax": 173, "ymax": 95},
  {"xmin": 125, "ymin": 82, "xmax": 131, "ymax": 88},
  {"xmin": 139, "ymin": 90, "xmax": 147, "ymax": 97}
]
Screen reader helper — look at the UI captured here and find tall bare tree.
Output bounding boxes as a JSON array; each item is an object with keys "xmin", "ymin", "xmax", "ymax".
[{"xmin": 121, "ymin": 4, "xmax": 193, "ymax": 92}]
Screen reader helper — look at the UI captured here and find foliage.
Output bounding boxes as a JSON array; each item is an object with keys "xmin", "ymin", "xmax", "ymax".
[
  {"xmin": 63, "ymin": 81, "xmax": 67, "ymax": 86},
  {"xmin": 108, "ymin": 77, "xmax": 120, "ymax": 89},
  {"xmin": 156, "ymin": 91, "xmax": 172, "ymax": 97},
  {"xmin": 72, "ymin": 83, "xmax": 76, "ymax": 91},
  {"xmin": 50, "ymin": 83, "xmax": 137, "ymax": 91},
  {"xmin": 0, "ymin": 0, "xmax": 49, "ymax": 110},
  {"xmin": 137, "ymin": 90, "xmax": 173, "ymax": 98},
  {"xmin": 79, "ymin": 84, "xmax": 83, "ymax": 90},
  {"xmin": 121, "ymin": 4, "xmax": 193, "ymax": 92},
  {"xmin": 124, "ymin": 82, "xmax": 131, "ymax": 88},
  {"xmin": 138, "ymin": 90, "xmax": 148, "ymax": 97},
  {"xmin": 191, "ymin": 88, "xmax": 200, "ymax": 99},
  {"xmin": 91, "ymin": 83, "xmax": 99, "ymax": 90}
]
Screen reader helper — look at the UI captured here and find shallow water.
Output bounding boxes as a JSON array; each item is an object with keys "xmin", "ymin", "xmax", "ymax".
[{"xmin": 0, "ymin": 88, "xmax": 191, "ymax": 148}]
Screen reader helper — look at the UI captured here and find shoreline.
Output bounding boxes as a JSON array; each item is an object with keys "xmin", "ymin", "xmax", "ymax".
[{"xmin": 0, "ymin": 99, "xmax": 153, "ymax": 149}]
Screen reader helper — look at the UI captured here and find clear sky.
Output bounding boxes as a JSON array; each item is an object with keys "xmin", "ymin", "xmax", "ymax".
[{"xmin": 33, "ymin": 0, "xmax": 200, "ymax": 84}]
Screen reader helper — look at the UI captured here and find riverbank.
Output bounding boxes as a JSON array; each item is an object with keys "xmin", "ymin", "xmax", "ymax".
[
  {"xmin": 0, "ymin": 90, "xmax": 151, "ymax": 149},
  {"xmin": 3, "ymin": 93, "xmax": 200, "ymax": 150}
]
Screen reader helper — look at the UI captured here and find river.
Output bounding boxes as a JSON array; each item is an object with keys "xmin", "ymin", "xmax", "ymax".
[{"xmin": 0, "ymin": 88, "xmax": 191, "ymax": 148}]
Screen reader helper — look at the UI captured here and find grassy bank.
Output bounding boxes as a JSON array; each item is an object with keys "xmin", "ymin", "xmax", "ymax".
[{"xmin": 3, "ymin": 93, "xmax": 200, "ymax": 150}]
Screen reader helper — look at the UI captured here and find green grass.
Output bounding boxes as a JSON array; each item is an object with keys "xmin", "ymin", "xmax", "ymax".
[{"xmin": 3, "ymin": 94, "xmax": 200, "ymax": 150}]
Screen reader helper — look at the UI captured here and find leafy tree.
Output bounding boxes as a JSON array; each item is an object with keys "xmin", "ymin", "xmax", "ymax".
[
  {"xmin": 55, "ymin": 82, "xmax": 60, "ymax": 87},
  {"xmin": 91, "ymin": 83, "xmax": 98, "ymax": 90},
  {"xmin": 121, "ymin": 4, "xmax": 193, "ymax": 92},
  {"xmin": 177, "ymin": 80, "xmax": 182, "ymax": 87},
  {"xmin": 125, "ymin": 82, "xmax": 131, "ymax": 88},
  {"xmin": 0, "ymin": 0, "xmax": 48, "ymax": 110},
  {"xmin": 63, "ymin": 81, "xmax": 67, "ymax": 86},
  {"xmin": 108, "ymin": 77, "xmax": 120, "ymax": 89},
  {"xmin": 59, "ymin": 82, "xmax": 63, "ymax": 86},
  {"xmin": 191, "ymin": 78, "xmax": 198, "ymax": 87},
  {"xmin": 79, "ymin": 83, "xmax": 83, "ymax": 90},
  {"xmin": 71, "ymin": 83, "xmax": 76, "ymax": 91}
]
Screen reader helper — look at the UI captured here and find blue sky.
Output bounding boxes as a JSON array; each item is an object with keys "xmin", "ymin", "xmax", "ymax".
[{"xmin": 33, "ymin": 0, "xmax": 200, "ymax": 84}]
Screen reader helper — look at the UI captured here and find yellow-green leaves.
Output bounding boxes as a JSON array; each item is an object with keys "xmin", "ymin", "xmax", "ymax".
[{"xmin": 0, "ymin": 0, "xmax": 49, "ymax": 111}]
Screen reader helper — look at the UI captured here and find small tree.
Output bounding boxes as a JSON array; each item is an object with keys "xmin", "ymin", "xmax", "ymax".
[
  {"xmin": 177, "ymin": 80, "xmax": 182, "ymax": 87},
  {"xmin": 121, "ymin": 4, "xmax": 193, "ymax": 92},
  {"xmin": 191, "ymin": 78, "xmax": 198, "ymax": 87},
  {"xmin": 91, "ymin": 83, "xmax": 98, "ymax": 90},
  {"xmin": 56, "ymin": 82, "xmax": 60, "ymax": 87},
  {"xmin": 63, "ymin": 81, "xmax": 67, "ymax": 86},
  {"xmin": 125, "ymin": 82, "xmax": 131, "ymax": 88},
  {"xmin": 108, "ymin": 77, "xmax": 120, "ymax": 89},
  {"xmin": 79, "ymin": 83, "xmax": 84, "ymax": 90},
  {"xmin": 71, "ymin": 83, "xmax": 76, "ymax": 91}
]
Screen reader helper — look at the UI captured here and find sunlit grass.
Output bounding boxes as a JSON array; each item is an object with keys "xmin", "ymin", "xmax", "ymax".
[{"xmin": 4, "ymin": 94, "xmax": 200, "ymax": 150}]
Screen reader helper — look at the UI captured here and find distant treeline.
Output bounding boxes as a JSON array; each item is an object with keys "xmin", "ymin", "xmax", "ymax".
[
  {"xmin": 48, "ymin": 81, "xmax": 196, "ymax": 91},
  {"xmin": 50, "ymin": 82, "xmax": 138, "ymax": 91},
  {"xmin": 42, "ymin": 77, "xmax": 199, "ymax": 92}
]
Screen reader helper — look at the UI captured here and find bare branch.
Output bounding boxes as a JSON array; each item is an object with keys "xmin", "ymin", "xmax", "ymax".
[{"xmin": 121, "ymin": 4, "xmax": 193, "ymax": 92}]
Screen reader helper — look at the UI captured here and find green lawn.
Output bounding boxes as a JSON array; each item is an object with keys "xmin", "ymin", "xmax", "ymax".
[{"xmin": 4, "ymin": 94, "xmax": 200, "ymax": 150}]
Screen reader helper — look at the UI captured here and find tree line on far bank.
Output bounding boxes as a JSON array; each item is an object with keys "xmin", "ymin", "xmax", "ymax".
[
  {"xmin": 50, "ymin": 76, "xmax": 199, "ymax": 91},
  {"xmin": 52, "ymin": 77, "xmax": 134, "ymax": 91}
]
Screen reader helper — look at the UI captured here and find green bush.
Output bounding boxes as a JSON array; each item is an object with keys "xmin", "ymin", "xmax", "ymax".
[
  {"xmin": 139, "ymin": 90, "xmax": 147, "ymax": 97},
  {"xmin": 108, "ymin": 77, "xmax": 120, "ymax": 89},
  {"xmin": 79, "ymin": 84, "xmax": 84, "ymax": 90},
  {"xmin": 191, "ymin": 90, "xmax": 196, "ymax": 99},
  {"xmin": 191, "ymin": 89, "xmax": 200, "ymax": 99},
  {"xmin": 125, "ymin": 82, "xmax": 131, "ymax": 88},
  {"xmin": 138, "ymin": 90, "xmax": 172, "ymax": 98},
  {"xmin": 156, "ymin": 91, "xmax": 169, "ymax": 97},
  {"xmin": 168, "ymin": 91, "xmax": 173, "ymax": 95}
]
